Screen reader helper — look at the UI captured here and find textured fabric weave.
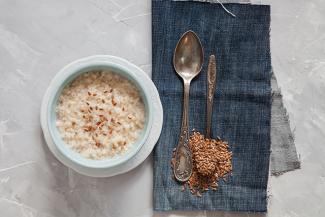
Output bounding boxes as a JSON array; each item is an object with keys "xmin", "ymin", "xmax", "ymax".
[
  {"xmin": 174, "ymin": 0, "xmax": 300, "ymax": 176},
  {"xmin": 270, "ymin": 74, "xmax": 300, "ymax": 175},
  {"xmin": 174, "ymin": 0, "xmax": 251, "ymax": 3},
  {"xmin": 152, "ymin": 1, "xmax": 271, "ymax": 212}
]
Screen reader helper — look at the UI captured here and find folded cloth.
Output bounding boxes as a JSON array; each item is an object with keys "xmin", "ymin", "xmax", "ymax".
[
  {"xmin": 177, "ymin": 0, "xmax": 301, "ymax": 178},
  {"xmin": 152, "ymin": 1, "xmax": 271, "ymax": 212},
  {"xmin": 174, "ymin": 0, "xmax": 251, "ymax": 3}
]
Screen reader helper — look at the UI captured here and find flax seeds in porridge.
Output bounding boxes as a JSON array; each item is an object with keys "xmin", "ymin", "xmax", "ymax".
[{"xmin": 56, "ymin": 71, "xmax": 146, "ymax": 160}]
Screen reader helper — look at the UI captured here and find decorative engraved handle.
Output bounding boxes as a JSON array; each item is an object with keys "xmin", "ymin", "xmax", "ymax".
[
  {"xmin": 174, "ymin": 81, "xmax": 193, "ymax": 182},
  {"xmin": 206, "ymin": 55, "xmax": 217, "ymax": 139}
]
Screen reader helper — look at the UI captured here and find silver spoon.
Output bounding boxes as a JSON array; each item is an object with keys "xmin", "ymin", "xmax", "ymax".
[
  {"xmin": 206, "ymin": 55, "xmax": 217, "ymax": 139},
  {"xmin": 173, "ymin": 30, "xmax": 204, "ymax": 182}
]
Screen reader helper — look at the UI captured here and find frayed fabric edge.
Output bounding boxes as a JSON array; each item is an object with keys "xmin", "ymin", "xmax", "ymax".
[{"xmin": 270, "ymin": 72, "xmax": 301, "ymax": 176}]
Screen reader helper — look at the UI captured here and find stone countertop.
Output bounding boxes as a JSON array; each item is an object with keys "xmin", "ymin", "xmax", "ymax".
[{"xmin": 0, "ymin": 0, "xmax": 324, "ymax": 216}]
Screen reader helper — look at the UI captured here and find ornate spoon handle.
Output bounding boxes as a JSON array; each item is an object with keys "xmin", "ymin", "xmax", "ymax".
[{"xmin": 174, "ymin": 81, "xmax": 193, "ymax": 182}]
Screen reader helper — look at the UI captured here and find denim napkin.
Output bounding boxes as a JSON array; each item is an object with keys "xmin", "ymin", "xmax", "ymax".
[
  {"xmin": 152, "ymin": 1, "xmax": 271, "ymax": 212},
  {"xmin": 175, "ymin": 0, "xmax": 300, "ymax": 176}
]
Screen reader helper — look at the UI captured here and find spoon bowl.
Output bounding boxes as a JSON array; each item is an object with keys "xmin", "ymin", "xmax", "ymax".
[{"xmin": 173, "ymin": 31, "xmax": 204, "ymax": 80}]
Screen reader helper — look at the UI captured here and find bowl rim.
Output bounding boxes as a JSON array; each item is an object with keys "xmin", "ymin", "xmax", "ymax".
[{"xmin": 45, "ymin": 55, "xmax": 153, "ymax": 169}]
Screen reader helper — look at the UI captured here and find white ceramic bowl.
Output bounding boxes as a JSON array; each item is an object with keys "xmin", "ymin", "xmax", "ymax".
[{"xmin": 41, "ymin": 55, "xmax": 156, "ymax": 176}]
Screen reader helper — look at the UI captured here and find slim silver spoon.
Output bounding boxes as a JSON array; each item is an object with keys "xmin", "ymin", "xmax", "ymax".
[
  {"xmin": 206, "ymin": 55, "xmax": 217, "ymax": 139},
  {"xmin": 173, "ymin": 30, "xmax": 204, "ymax": 182}
]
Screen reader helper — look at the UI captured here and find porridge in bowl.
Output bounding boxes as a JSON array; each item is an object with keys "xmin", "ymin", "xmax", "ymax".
[{"xmin": 56, "ymin": 71, "xmax": 146, "ymax": 160}]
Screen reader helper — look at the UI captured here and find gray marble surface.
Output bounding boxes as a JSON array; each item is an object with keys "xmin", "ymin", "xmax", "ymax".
[{"xmin": 0, "ymin": 0, "xmax": 324, "ymax": 217}]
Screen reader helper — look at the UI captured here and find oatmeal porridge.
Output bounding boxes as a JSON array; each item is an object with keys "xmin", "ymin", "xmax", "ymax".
[{"xmin": 56, "ymin": 71, "xmax": 146, "ymax": 160}]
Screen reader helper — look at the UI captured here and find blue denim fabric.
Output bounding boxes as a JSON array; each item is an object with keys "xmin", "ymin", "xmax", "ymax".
[{"xmin": 152, "ymin": 1, "xmax": 271, "ymax": 212}]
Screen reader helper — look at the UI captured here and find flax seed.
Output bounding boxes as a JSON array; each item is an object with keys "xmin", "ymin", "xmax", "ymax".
[{"xmin": 171, "ymin": 131, "xmax": 232, "ymax": 196}]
